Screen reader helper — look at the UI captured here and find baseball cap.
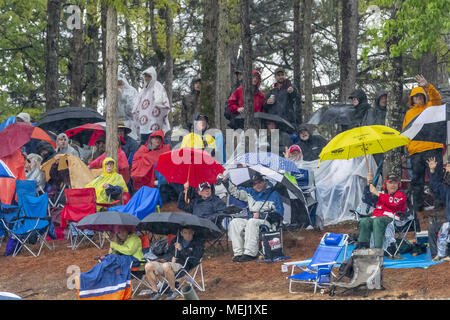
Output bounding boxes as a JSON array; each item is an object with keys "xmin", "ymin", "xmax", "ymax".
[
  {"xmin": 198, "ymin": 182, "xmax": 211, "ymax": 191},
  {"xmin": 386, "ymin": 173, "xmax": 400, "ymax": 182},
  {"xmin": 274, "ymin": 67, "xmax": 285, "ymax": 75},
  {"xmin": 289, "ymin": 145, "xmax": 302, "ymax": 153},
  {"xmin": 17, "ymin": 112, "xmax": 31, "ymax": 123},
  {"xmin": 251, "ymin": 173, "xmax": 265, "ymax": 183}
]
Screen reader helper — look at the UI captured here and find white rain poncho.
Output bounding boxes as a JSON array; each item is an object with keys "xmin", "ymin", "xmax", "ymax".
[
  {"xmin": 132, "ymin": 67, "xmax": 171, "ymax": 135},
  {"xmin": 118, "ymin": 74, "xmax": 139, "ymax": 139},
  {"xmin": 293, "ymin": 156, "xmax": 378, "ymax": 226}
]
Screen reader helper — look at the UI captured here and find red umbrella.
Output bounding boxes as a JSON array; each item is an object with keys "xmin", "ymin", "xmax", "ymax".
[
  {"xmin": 154, "ymin": 148, "xmax": 225, "ymax": 189},
  {"xmin": 0, "ymin": 122, "xmax": 56, "ymax": 158},
  {"xmin": 65, "ymin": 122, "xmax": 105, "ymax": 146}
]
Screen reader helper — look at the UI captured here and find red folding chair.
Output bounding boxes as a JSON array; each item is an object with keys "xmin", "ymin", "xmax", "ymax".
[{"xmin": 60, "ymin": 188, "xmax": 104, "ymax": 250}]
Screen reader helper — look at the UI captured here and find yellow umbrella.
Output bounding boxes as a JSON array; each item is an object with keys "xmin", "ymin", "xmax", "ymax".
[{"xmin": 318, "ymin": 125, "xmax": 410, "ymax": 175}]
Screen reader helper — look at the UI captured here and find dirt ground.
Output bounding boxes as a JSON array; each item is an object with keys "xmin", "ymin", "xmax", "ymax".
[{"xmin": 0, "ymin": 203, "xmax": 449, "ymax": 301}]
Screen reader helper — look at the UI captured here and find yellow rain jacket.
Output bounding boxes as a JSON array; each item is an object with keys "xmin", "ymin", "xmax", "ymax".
[
  {"xmin": 85, "ymin": 157, "xmax": 128, "ymax": 206},
  {"xmin": 110, "ymin": 233, "xmax": 144, "ymax": 261},
  {"xmin": 180, "ymin": 132, "xmax": 217, "ymax": 153},
  {"xmin": 402, "ymin": 84, "xmax": 442, "ymax": 155}
]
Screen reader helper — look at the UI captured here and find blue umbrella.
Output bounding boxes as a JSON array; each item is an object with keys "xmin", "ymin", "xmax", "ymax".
[
  {"xmin": 233, "ymin": 152, "xmax": 300, "ymax": 173},
  {"xmin": 0, "ymin": 160, "xmax": 15, "ymax": 179}
]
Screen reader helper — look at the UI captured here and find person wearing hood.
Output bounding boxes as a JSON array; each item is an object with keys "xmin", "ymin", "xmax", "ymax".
[
  {"xmin": 133, "ymin": 66, "xmax": 171, "ymax": 144},
  {"xmin": 342, "ymin": 88, "xmax": 372, "ymax": 131},
  {"xmin": 181, "ymin": 77, "xmax": 201, "ymax": 128},
  {"xmin": 118, "ymin": 74, "xmax": 139, "ymax": 140},
  {"xmin": 55, "ymin": 133, "xmax": 80, "ymax": 158},
  {"xmin": 227, "ymin": 70, "xmax": 265, "ymax": 129},
  {"xmin": 36, "ymin": 140, "xmax": 56, "ymax": 164},
  {"xmin": 131, "ymin": 129, "xmax": 171, "ymax": 190},
  {"xmin": 370, "ymin": 90, "xmax": 388, "ymax": 126},
  {"xmin": 88, "ymin": 144, "xmax": 130, "ymax": 185},
  {"xmin": 263, "ymin": 67, "xmax": 299, "ymax": 125},
  {"xmin": 177, "ymin": 181, "xmax": 226, "ymax": 223},
  {"xmin": 25, "ymin": 153, "xmax": 46, "ymax": 191},
  {"xmin": 180, "ymin": 113, "xmax": 216, "ymax": 156},
  {"xmin": 85, "ymin": 157, "xmax": 128, "ymax": 209},
  {"xmin": 295, "ymin": 124, "xmax": 328, "ymax": 161},
  {"xmin": 402, "ymin": 74, "xmax": 443, "ymax": 212}
]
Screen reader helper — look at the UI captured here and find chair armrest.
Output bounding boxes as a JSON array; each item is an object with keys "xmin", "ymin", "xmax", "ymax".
[
  {"xmin": 310, "ymin": 261, "xmax": 337, "ymax": 268},
  {"xmin": 282, "ymin": 259, "xmax": 312, "ymax": 267}
]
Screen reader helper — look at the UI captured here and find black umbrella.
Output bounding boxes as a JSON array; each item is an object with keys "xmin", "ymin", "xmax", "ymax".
[
  {"xmin": 77, "ymin": 211, "xmax": 141, "ymax": 233},
  {"xmin": 307, "ymin": 104, "xmax": 355, "ymax": 125},
  {"xmin": 254, "ymin": 112, "xmax": 296, "ymax": 132},
  {"xmin": 137, "ymin": 212, "xmax": 221, "ymax": 240},
  {"xmin": 37, "ymin": 106, "xmax": 105, "ymax": 134}
]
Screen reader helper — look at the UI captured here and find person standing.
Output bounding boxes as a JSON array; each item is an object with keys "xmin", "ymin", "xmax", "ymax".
[
  {"xmin": 263, "ymin": 67, "xmax": 299, "ymax": 124},
  {"xmin": 118, "ymin": 74, "xmax": 139, "ymax": 140},
  {"xmin": 133, "ymin": 67, "xmax": 171, "ymax": 144},
  {"xmin": 341, "ymin": 88, "xmax": 372, "ymax": 132},
  {"xmin": 402, "ymin": 75, "xmax": 443, "ymax": 212},
  {"xmin": 181, "ymin": 77, "xmax": 201, "ymax": 128},
  {"xmin": 227, "ymin": 70, "xmax": 265, "ymax": 129}
]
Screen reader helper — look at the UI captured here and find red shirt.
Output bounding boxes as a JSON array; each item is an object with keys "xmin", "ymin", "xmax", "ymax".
[
  {"xmin": 372, "ymin": 190, "xmax": 407, "ymax": 220},
  {"xmin": 227, "ymin": 86, "xmax": 265, "ymax": 114}
]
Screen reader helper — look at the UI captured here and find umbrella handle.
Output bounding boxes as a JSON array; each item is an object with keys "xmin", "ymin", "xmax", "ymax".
[
  {"xmin": 185, "ymin": 165, "xmax": 191, "ymax": 204},
  {"xmin": 362, "ymin": 142, "xmax": 371, "ymax": 177}
]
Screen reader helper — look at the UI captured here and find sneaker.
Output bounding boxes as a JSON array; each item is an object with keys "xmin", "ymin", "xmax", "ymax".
[
  {"xmin": 232, "ymin": 255, "xmax": 242, "ymax": 262},
  {"xmin": 239, "ymin": 254, "xmax": 256, "ymax": 262},
  {"xmin": 149, "ymin": 292, "xmax": 162, "ymax": 300},
  {"xmin": 432, "ymin": 256, "xmax": 441, "ymax": 262},
  {"xmin": 165, "ymin": 290, "xmax": 180, "ymax": 300}
]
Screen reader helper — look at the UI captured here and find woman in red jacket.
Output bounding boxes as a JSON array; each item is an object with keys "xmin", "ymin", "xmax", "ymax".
[
  {"xmin": 227, "ymin": 70, "xmax": 265, "ymax": 129},
  {"xmin": 358, "ymin": 172, "xmax": 407, "ymax": 249}
]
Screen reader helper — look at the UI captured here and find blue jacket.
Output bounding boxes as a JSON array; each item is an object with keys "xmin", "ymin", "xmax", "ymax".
[{"xmin": 429, "ymin": 172, "xmax": 450, "ymax": 222}]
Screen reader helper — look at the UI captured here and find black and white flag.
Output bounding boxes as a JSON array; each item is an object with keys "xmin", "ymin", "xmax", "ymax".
[{"xmin": 402, "ymin": 103, "xmax": 450, "ymax": 144}]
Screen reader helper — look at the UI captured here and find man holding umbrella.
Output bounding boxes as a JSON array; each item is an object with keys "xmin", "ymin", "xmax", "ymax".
[
  {"xmin": 144, "ymin": 227, "xmax": 204, "ymax": 300},
  {"xmin": 219, "ymin": 172, "xmax": 284, "ymax": 262}
]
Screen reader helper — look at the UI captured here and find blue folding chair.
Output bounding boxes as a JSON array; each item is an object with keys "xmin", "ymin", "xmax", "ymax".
[
  {"xmin": 282, "ymin": 233, "xmax": 348, "ymax": 294},
  {"xmin": 1, "ymin": 193, "xmax": 54, "ymax": 257},
  {"xmin": 109, "ymin": 186, "xmax": 162, "ymax": 220}
]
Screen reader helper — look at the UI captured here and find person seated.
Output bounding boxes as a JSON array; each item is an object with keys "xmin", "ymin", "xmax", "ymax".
[
  {"xmin": 265, "ymin": 120, "xmax": 292, "ymax": 156},
  {"xmin": 357, "ymin": 172, "xmax": 407, "ymax": 249},
  {"xmin": 108, "ymin": 230, "xmax": 144, "ymax": 262},
  {"xmin": 90, "ymin": 135, "xmax": 106, "ymax": 163},
  {"xmin": 55, "ymin": 133, "xmax": 80, "ymax": 157},
  {"xmin": 219, "ymin": 172, "xmax": 284, "ymax": 262},
  {"xmin": 131, "ymin": 129, "xmax": 171, "ymax": 191},
  {"xmin": 24, "ymin": 153, "xmax": 46, "ymax": 192},
  {"xmin": 144, "ymin": 227, "xmax": 204, "ymax": 300},
  {"xmin": 36, "ymin": 140, "xmax": 56, "ymax": 164},
  {"xmin": 118, "ymin": 121, "xmax": 139, "ymax": 164},
  {"xmin": 426, "ymin": 157, "xmax": 450, "ymax": 261},
  {"xmin": 296, "ymin": 125, "xmax": 328, "ymax": 161},
  {"xmin": 89, "ymin": 141, "xmax": 130, "ymax": 184},
  {"xmin": 177, "ymin": 181, "xmax": 226, "ymax": 224},
  {"xmin": 85, "ymin": 157, "xmax": 128, "ymax": 210},
  {"xmin": 180, "ymin": 113, "xmax": 216, "ymax": 156}
]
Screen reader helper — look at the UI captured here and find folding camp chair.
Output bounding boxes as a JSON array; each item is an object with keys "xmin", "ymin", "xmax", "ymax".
[
  {"xmin": 60, "ymin": 188, "xmax": 104, "ymax": 250},
  {"xmin": 159, "ymin": 257, "xmax": 205, "ymax": 296},
  {"xmin": 281, "ymin": 233, "xmax": 349, "ymax": 294},
  {"xmin": 1, "ymin": 193, "xmax": 54, "ymax": 257}
]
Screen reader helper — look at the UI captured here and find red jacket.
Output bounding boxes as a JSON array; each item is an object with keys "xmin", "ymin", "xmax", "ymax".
[
  {"xmin": 227, "ymin": 70, "xmax": 265, "ymax": 115},
  {"xmin": 372, "ymin": 190, "xmax": 407, "ymax": 220}
]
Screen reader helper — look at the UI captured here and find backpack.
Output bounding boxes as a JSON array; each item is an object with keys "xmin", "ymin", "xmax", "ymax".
[
  {"xmin": 149, "ymin": 238, "xmax": 169, "ymax": 257},
  {"xmin": 337, "ymin": 256, "xmax": 354, "ymax": 280}
]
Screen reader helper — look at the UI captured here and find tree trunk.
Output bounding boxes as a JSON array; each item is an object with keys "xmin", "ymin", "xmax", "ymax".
[
  {"xmin": 339, "ymin": 0, "xmax": 358, "ymax": 102},
  {"xmin": 45, "ymin": 0, "xmax": 61, "ymax": 111},
  {"xmin": 104, "ymin": 3, "xmax": 119, "ymax": 163},
  {"xmin": 383, "ymin": 6, "xmax": 404, "ymax": 178},
  {"xmin": 101, "ymin": 2, "xmax": 107, "ymax": 104},
  {"xmin": 85, "ymin": 7, "xmax": 100, "ymax": 109},
  {"xmin": 199, "ymin": 0, "xmax": 219, "ymax": 126},
  {"xmin": 418, "ymin": 50, "xmax": 439, "ymax": 86},
  {"xmin": 302, "ymin": 0, "xmax": 313, "ymax": 121},
  {"xmin": 240, "ymin": 0, "xmax": 257, "ymax": 130},
  {"xmin": 293, "ymin": 0, "xmax": 303, "ymax": 125},
  {"xmin": 215, "ymin": 0, "xmax": 232, "ymax": 133},
  {"xmin": 69, "ymin": 6, "xmax": 84, "ymax": 107},
  {"xmin": 164, "ymin": 4, "xmax": 174, "ymax": 107}
]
